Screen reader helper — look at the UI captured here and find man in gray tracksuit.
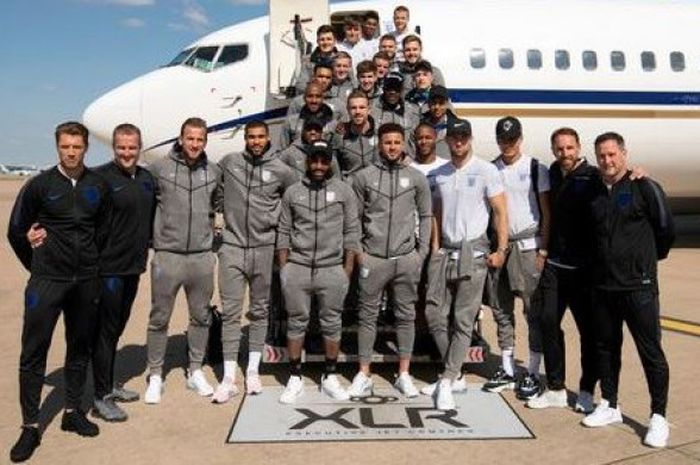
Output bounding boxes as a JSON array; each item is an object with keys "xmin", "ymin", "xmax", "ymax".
[
  {"xmin": 279, "ymin": 118, "xmax": 340, "ymax": 182},
  {"xmin": 213, "ymin": 121, "xmax": 296, "ymax": 402},
  {"xmin": 333, "ymin": 90, "xmax": 378, "ymax": 180},
  {"xmin": 145, "ymin": 117, "xmax": 220, "ymax": 404},
  {"xmin": 347, "ymin": 122, "xmax": 432, "ymax": 398},
  {"xmin": 277, "ymin": 140, "xmax": 361, "ymax": 404}
]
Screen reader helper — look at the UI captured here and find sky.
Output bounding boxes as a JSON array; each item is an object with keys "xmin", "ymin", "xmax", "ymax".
[{"xmin": 0, "ymin": 0, "xmax": 270, "ymax": 167}]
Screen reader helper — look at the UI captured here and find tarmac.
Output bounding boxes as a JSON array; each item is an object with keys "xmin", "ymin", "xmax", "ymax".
[{"xmin": 0, "ymin": 177, "xmax": 698, "ymax": 465}]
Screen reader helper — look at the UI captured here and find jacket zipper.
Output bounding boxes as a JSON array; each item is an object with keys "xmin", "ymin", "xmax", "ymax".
[
  {"xmin": 386, "ymin": 167, "xmax": 395, "ymax": 258},
  {"xmin": 186, "ymin": 167, "xmax": 193, "ymax": 252}
]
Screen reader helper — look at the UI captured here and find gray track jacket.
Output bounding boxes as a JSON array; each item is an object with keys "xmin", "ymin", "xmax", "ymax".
[
  {"xmin": 149, "ymin": 148, "xmax": 220, "ymax": 253},
  {"xmin": 352, "ymin": 156, "xmax": 432, "ymax": 259},
  {"xmin": 278, "ymin": 140, "xmax": 341, "ymax": 182},
  {"xmin": 332, "ymin": 117, "xmax": 378, "ymax": 179},
  {"xmin": 217, "ymin": 145, "xmax": 296, "ymax": 248},
  {"xmin": 278, "ymin": 176, "xmax": 360, "ymax": 268}
]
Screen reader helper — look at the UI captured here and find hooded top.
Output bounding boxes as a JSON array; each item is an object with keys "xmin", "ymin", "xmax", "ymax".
[
  {"xmin": 278, "ymin": 139, "xmax": 341, "ymax": 182},
  {"xmin": 148, "ymin": 146, "xmax": 220, "ymax": 253},
  {"xmin": 333, "ymin": 116, "xmax": 378, "ymax": 179}
]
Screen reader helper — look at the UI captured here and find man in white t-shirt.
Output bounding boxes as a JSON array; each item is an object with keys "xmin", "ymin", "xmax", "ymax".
[
  {"xmin": 337, "ymin": 17, "xmax": 375, "ymax": 70},
  {"xmin": 483, "ymin": 116, "xmax": 551, "ymax": 401},
  {"xmin": 423, "ymin": 118, "xmax": 509, "ymax": 410}
]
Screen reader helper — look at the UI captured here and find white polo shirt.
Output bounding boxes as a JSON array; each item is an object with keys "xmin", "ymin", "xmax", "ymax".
[
  {"xmin": 337, "ymin": 39, "xmax": 375, "ymax": 67},
  {"xmin": 493, "ymin": 155, "xmax": 550, "ymax": 251},
  {"xmin": 433, "ymin": 156, "xmax": 504, "ymax": 249},
  {"xmin": 411, "ymin": 157, "xmax": 448, "ymax": 191}
]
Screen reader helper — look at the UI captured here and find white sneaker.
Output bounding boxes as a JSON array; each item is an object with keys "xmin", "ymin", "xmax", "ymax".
[
  {"xmin": 211, "ymin": 377, "xmax": 239, "ymax": 404},
  {"xmin": 144, "ymin": 375, "xmax": 163, "ymax": 404},
  {"xmin": 187, "ymin": 369, "xmax": 214, "ymax": 397},
  {"xmin": 575, "ymin": 390, "xmax": 595, "ymax": 414},
  {"xmin": 643, "ymin": 414, "xmax": 669, "ymax": 448},
  {"xmin": 527, "ymin": 389, "xmax": 568, "ymax": 409},
  {"xmin": 279, "ymin": 376, "xmax": 304, "ymax": 404},
  {"xmin": 245, "ymin": 373, "xmax": 263, "ymax": 395},
  {"xmin": 347, "ymin": 372, "xmax": 373, "ymax": 397},
  {"xmin": 582, "ymin": 399, "xmax": 622, "ymax": 427},
  {"xmin": 394, "ymin": 372, "xmax": 419, "ymax": 398},
  {"xmin": 420, "ymin": 375, "xmax": 468, "ymax": 396},
  {"xmin": 321, "ymin": 374, "xmax": 350, "ymax": 401},
  {"xmin": 434, "ymin": 378, "xmax": 456, "ymax": 410}
]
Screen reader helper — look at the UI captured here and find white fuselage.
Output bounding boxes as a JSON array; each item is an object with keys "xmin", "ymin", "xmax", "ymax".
[{"xmin": 83, "ymin": 0, "xmax": 700, "ymax": 203}]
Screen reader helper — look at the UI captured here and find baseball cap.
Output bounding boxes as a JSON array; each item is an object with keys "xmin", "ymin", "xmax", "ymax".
[
  {"xmin": 446, "ymin": 118, "xmax": 472, "ymax": 138},
  {"xmin": 383, "ymin": 71, "xmax": 404, "ymax": 91},
  {"xmin": 428, "ymin": 85, "xmax": 449, "ymax": 102},
  {"xmin": 495, "ymin": 116, "xmax": 522, "ymax": 142},
  {"xmin": 414, "ymin": 60, "xmax": 433, "ymax": 74},
  {"xmin": 307, "ymin": 140, "xmax": 333, "ymax": 159}
]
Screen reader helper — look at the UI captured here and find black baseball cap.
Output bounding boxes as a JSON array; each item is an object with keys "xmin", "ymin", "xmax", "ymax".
[
  {"xmin": 307, "ymin": 140, "xmax": 333, "ymax": 160},
  {"xmin": 428, "ymin": 85, "xmax": 449, "ymax": 102},
  {"xmin": 383, "ymin": 71, "xmax": 404, "ymax": 91},
  {"xmin": 495, "ymin": 116, "xmax": 522, "ymax": 142},
  {"xmin": 414, "ymin": 60, "xmax": 433, "ymax": 74},
  {"xmin": 446, "ymin": 118, "xmax": 472, "ymax": 138}
]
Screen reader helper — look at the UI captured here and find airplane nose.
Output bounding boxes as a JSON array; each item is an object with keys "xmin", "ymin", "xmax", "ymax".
[{"xmin": 83, "ymin": 80, "xmax": 143, "ymax": 145}]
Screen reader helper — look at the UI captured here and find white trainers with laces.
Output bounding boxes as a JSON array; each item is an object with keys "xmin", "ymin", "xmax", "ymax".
[
  {"xmin": 420, "ymin": 375, "xmax": 468, "ymax": 396},
  {"xmin": 582, "ymin": 399, "xmax": 622, "ymax": 427},
  {"xmin": 394, "ymin": 372, "xmax": 419, "ymax": 398},
  {"xmin": 279, "ymin": 376, "xmax": 304, "ymax": 404},
  {"xmin": 186, "ymin": 369, "xmax": 214, "ymax": 397},
  {"xmin": 574, "ymin": 390, "xmax": 595, "ymax": 414},
  {"xmin": 434, "ymin": 378, "xmax": 456, "ymax": 410},
  {"xmin": 643, "ymin": 414, "xmax": 669, "ymax": 448},
  {"xmin": 211, "ymin": 377, "xmax": 239, "ymax": 404},
  {"xmin": 347, "ymin": 372, "xmax": 373, "ymax": 397},
  {"xmin": 526, "ymin": 389, "xmax": 568, "ymax": 409},
  {"xmin": 245, "ymin": 372, "xmax": 263, "ymax": 395},
  {"xmin": 144, "ymin": 375, "xmax": 164, "ymax": 405},
  {"xmin": 321, "ymin": 374, "xmax": 350, "ymax": 401}
]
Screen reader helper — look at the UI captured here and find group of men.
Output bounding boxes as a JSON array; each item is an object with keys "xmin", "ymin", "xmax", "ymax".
[{"xmin": 7, "ymin": 4, "xmax": 676, "ymax": 463}]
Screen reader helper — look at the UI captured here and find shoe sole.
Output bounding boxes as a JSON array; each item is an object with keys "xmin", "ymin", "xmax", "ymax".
[
  {"xmin": 187, "ymin": 383, "xmax": 214, "ymax": 397},
  {"xmin": 91, "ymin": 409, "xmax": 128, "ymax": 423},
  {"xmin": 483, "ymin": 382, "xmax": 515, "ymax": 393},
  {"xmin": 516, "ymin": 391, "xmax": 540, "ymax": 401},
  {"xmin": 279, "ymin": 390, "xmax": 304, "ymax": 404},
  {"xmin": 112, "ymin": 396, "xmax": 139, "ymax": 403},
  {"xmin": 60, "ymin": 424, "xmax": 99, "ymax": 437},
  {"xmin": 582, "ymin": 418, "xmax": 623, "ymax": 428}
]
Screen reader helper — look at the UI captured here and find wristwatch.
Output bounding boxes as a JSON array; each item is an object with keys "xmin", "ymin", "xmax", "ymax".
[
  {"xmin": 537, "ymin": 249, "xmax": 549, "ymax": 258},
  {"xmin": 496, "ymin": 247, "xmax": 509, "ymax": 255}
]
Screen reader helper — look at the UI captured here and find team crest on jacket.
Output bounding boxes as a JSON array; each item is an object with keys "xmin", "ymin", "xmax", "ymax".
[
  {"xmin": 399, "ymin": 177, "xmax": 410, "ymax": 188},
  {"xmin": 262, "ymin": 170, "xmax": 271, "ymax": 182},
  {"xmin": 326, "ymin": 191, "xmax": 336, "ymax": 202}
]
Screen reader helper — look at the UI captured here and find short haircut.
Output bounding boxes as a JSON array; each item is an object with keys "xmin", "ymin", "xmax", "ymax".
[
  {"xmin": 55, "ymin": 121, "xmax": 89, "ymax": 145},
  {"xmin": 316, "ymin": 24, "xmax": 334, "ymax": 37},
  {"xmin": 550, "ymin": 127, "xmax": 580, "ymax": 146},
  {"xmin": 402, "ymin": 34, "xmax": 422, "ymax": 48},
  {"xmin": 414, "ymin": 122, "xmax": 436, "ymax": 135},
  {"xmin": 305, "ymin": 81, "xmax": 324, "ymax": 95},
  {"xmin": 344, "ymin": 16, "xmax": 361, "ymax": 28},
  {"xmin": 394, "ymin": 5, "xmax": 410, "ymax": 15},
  {"xmin": 373, "ymin": 51, "xmax": 392, "ymax": 62},
  {"xmin": 594, "ymin": 131, "xmax": 625, "ymax": 150},
  {"xmin": 112, "ymin": 123, "xmax": 142, "ymax": 147},
  {"xmin": 313, "ymin": 62, "xmax": 333, "ymax": 74},
  {"xmin": 180, "ymin": 117, "xmax": 207, "ymax": 136},
  {"xmin": 356, "ymin": 60, "xmax": 377, "ymax": 75},
  {"xmin": 244, "ymin": 120, "xmax": 268, "ymax": 134},
  {"xmin": 335, "ymin": 51, "xmax": 352, "ymax": 62},
  {"xmin": 364, "ymin": 11, "xmax": 379, "ymax": 22},
  {"xmin": 347, "ymin": 89, "xmax": 369, "ymax": 103},
  {"xmin": 378, "ymin": 122, "xmax": 405, "ymax": 140},
  {"xmin": 379, "ymin": 34, "xmax": 396, "ymax": 44}
]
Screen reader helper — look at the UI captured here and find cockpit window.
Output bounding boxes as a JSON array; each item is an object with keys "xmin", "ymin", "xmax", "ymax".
[
  {"xmin": 184, "ymin": 46, "xmax": 219, "ymax": 72},
  {"xmin": 166, "ymin": 48, "xmax": 195, "ymax": 67},
  {"xmin": 214, "ymin": 44, "xmax": 249, "ymax": 69}
]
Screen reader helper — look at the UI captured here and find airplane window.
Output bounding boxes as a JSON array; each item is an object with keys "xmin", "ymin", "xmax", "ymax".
[
  {"xmin": 670, "ymin": 52, "xmax": 685, "ymax": 72},
  {"xmin": 582, "ymin": 50, "xmax": 597, "ymax": 71},
  {"xmin": 611, "ymin": 51, "xmax": 626, "ymax": 71},
  {"xmin": 215, "ymin": 44, "xmax": 249, "ymax": 69},
  {"xmin": 470, "ymin": 48, "xmax": 486, "ymax": 69},
  {"xmin": 555, "ymin": 50, "xmax": 570, "ymax": 70},
  {"xmin": 184, "ymin": 46, "xmax": 219, "ymax": 72},
  {"xmin": 166, "ymin": 48, "xmax": 195, "ymax": 67},
  {"xmin": 499, "ymin": 49, "xmax": 514, "ymax": 69},
  {"xmin": 641, "ymin": 51, "xmax": 656, "ymax": 71},
  {"xmin": 527, "ymin": 49, "xmax": 542, "ymax": 69}
]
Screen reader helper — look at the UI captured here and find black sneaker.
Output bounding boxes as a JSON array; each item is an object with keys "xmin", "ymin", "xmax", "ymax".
[
  {"xmin": 61, "ymin": 410, "xmax": 100, "ymax": 437},
  {"xmin": 10, "ymin": 426, "xmax": 41, "ymax": 463},
  {"xmin": 516, "ymin": 373, "xmax": 541, "ymax": 400},
  {"xmin": 483, "ymin": 369, "xmax": 516, "ymax": 393}
]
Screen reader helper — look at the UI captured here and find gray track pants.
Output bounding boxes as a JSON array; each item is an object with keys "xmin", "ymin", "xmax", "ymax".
[
  {"xmin": 357, "ymin": 252, "xmax": 422, "ymax": 364},
  {"xmin": 425, "ymin": 255, "xmax": 488, "ymax": 379},
  {"xmin": 218, "ymin": 244, "xmax": 274, "ymax": 360},
  {"xmin": 491, "ymin": 249, "xmax": 543, "ymax": 352},
  {"xmin": 282, "ymin": 263, "xmax": 349, "ymax": 342},
  {"xmin": 147, "ymin": 251, "xmax": 215, "ymax": 376}
]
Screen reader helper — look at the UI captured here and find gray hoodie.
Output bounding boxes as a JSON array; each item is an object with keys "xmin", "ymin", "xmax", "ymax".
[
  {"xmin": 278, "ymin": 176, "xmax": 360, "ymax": 268},
  {"xmin": 352, "ymin": 156, "xmax": 432, "ymax": 259},
  {"xmin": 149, "ymin": 147, "xmax": 220, "ymax": 253},
  {"xmin": 216, "ymin": 145, "xmax": 296, "ymax": 248},
  {"xmin": 278, "ymin": 139, "xmax": 341, "ymax": 182},
  {"xmin": 332, "ymin": 117, "xmax": 378, "ymax": 179}
]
